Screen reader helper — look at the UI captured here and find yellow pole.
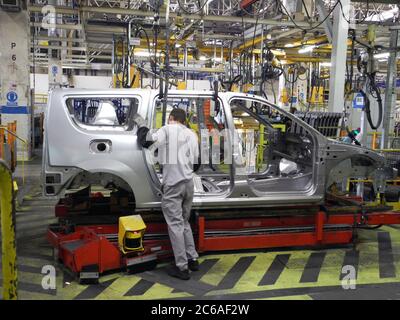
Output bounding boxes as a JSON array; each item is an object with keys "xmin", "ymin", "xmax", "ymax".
[
  {"xmin": 0, "ymin": 160, "xmax": 18, "ymax": 300},
  {"xmin": 371, "ymin": 132, "xmax": 377, "ymax": 150}
]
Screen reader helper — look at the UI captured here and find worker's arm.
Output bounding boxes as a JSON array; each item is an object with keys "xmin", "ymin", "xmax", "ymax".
[{"xmin": 134, "ymin": 114, "xmax": 167, "ymax": 149}]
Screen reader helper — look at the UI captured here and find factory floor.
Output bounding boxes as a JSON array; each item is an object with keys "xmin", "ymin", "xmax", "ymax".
[{"xmin": 2, "ymin": 150, "xmax": 400, "ymax": 300}]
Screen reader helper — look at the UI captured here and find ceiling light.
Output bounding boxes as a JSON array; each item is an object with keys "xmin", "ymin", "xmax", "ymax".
[
  {"xmin": 320, "ymin": 62, "xmax": 331, "ymax": 67},
  {"xmin": 134, "ymin": 51, "xmax": 161, "ymax": 57},
  {"xmin": 298, "ymin": 45, "xmax": 316, "ymax": 54},
  {"xmin": 175, "ymin": 43, "xmax": 181, "ymax": 48},
  {"xmin": 271, "ymin": 49, "xmax": 286, "ymax": 56},
  {"xmin": 374, "ymin": 52, "xmax": 390, "ymax": 59},
  {"xmin": 199, "ymin": 56, "xmax": 208, "ymax": 61},
  {"xmin": 284, "ymin": 43, "xmax": 295, "ymax": 48}
]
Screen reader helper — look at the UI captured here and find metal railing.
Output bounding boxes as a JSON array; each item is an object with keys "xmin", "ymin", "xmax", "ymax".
[
  {"xmin": 34, "ymin": 94, "xmax": 48, "ymax": 104},
  {"xmin": 0, "ymin": 123, "xmax": 28, "ymax": 185},
  {"xmin": 0, "ymin": 160, "xmax": 18, "ymax": 300}
]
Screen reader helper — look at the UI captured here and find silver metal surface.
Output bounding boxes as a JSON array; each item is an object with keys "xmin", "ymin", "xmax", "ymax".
[{"xmin": 43, "ymin": 89, "xmax": 390, "ymax": 211}]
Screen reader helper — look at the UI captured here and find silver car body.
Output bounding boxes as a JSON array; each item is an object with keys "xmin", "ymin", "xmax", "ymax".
[{"xmin": 42, "ymin": 88, "xmax": 388, "ymax": 211}]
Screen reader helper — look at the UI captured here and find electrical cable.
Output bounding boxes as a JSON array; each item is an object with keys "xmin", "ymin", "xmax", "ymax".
[{"xmin": 277, "ymin": 0, "xmax": 340, "ymax": 32}]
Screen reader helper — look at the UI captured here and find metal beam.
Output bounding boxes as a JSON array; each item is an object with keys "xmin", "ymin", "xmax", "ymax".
[
  {"xmin": 315, "ymin": 0, "xmax": 333, "ymax": 43},
  {"xmin": 351, "ymin": 0, "xmax": 400, "ymax": 3},
  {"xmin": 27, "ymin": 4, "xmax": 320, "ymax": 28},
  {"xmin": 328, "ymin": 0, "xmax": 350, "ymax": 113},
  {"xmin": 380, "ymin": 29, "xmax": 399, "ymax": 149}
]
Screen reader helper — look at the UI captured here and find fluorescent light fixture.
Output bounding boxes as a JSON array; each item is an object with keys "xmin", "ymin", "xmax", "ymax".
[
  {"xmin": 134, "ymin": 51, "xmax": 161, "ymax": 57},
  {"xmin": 271, "ymin": 49, "xmax": 286, "ymax": 56},
  {"xmin": 199, "ymin": 56, "xmax": 208, "ymax": 61},
  {"xmin": 298, "ymin": 45, "xmax": 316, "ymax": 54},
  {"xmin": 373, "ymin": 52, "xmax": 390, "ymax": 59},
  {"xmin": 284, "ymin": 43, "xmax": 295, "ymax": 48},
  {"xmin": 320, "ymin": 62, "xmax": 331, "ymax": 67}
]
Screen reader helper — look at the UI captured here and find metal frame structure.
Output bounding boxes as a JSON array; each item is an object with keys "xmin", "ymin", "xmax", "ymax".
[{"xmin": 27, "ymin": 0, "xmax": 399, "ymax": 72}]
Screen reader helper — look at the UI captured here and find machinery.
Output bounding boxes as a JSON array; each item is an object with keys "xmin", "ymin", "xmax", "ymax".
[
  {"xmin": 118, "ymin": 215, "xmax": 146, "ymax": 254},
  {"xmin": 48, "ymin": 189, "xmax": 400, "ymax": 283}
]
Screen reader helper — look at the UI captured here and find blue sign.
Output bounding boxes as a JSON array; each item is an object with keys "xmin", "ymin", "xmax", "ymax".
[
  {"xmin": 52, "ymin": 65, "xmax": 58, "ymax": 76},
  {"xmin": 376, "ymin": 79, "xmax": 400, "ymax": 88},
  {"xmin": 7, "ymin": 91, "xmax": 18, "ymax": 102},
  {"xmin": 6, "ymin": 91, "xmax": 18, "ymax": 107},
  {"xmin": 352, "ymin": 92, "xmax": 365, "ymax": 109}
]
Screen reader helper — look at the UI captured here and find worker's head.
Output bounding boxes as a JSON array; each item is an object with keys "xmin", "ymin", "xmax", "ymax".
[{"xmin": 168, "ymin": 108, "xmax": 186, "ymax": 125}]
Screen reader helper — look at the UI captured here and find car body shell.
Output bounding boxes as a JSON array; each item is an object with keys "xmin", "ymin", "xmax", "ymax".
[{"xmin": 42, "ymin": 88, "xmax": 387, "ymax": 211}]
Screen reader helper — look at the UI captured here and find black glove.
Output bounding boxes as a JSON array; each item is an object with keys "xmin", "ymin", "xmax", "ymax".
[{"xmin": 137, "ymin": 126, "xmax": 154, "ymax": 148}]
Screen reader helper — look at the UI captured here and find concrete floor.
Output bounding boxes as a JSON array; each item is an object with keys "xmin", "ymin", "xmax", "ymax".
[{"xmin": 2, "ymin": 150, "xmax": 400, "ymax": 300}]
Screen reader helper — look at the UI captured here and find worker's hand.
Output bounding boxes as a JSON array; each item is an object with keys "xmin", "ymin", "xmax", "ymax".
[
  {"xmin": 133, "ymin": 114, "xmax": 146, "ymax": 128},
  {"xmin": 137, "ymin": 126, "xmax": 154, "ymax": 148}
]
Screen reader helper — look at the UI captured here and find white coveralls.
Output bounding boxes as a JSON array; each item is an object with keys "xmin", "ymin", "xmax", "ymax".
[{"xmin": 150, "ymin": 123, "xmax": 200, "ymax": 271}]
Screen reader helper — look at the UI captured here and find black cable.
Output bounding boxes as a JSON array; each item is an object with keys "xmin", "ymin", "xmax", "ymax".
[
  {"xmin": 359, "ymin": 87, "xmax": 382, "ymax": 130},
  {"xmin": 301, "ymin": 0, "xmax": 311, "ymax": 20},
  {"xmin": 278, "ymin": 0, "xmax": 339, "ymax": 32}
]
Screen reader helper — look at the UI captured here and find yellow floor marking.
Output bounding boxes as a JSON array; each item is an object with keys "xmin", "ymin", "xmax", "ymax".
[
  {"xmin": 138, "ymin": 283, "xmax": 191, "ymax": 300},
  {"xmin": 17, "ymin": 290, "xmax": 58, "ymax": 300},
  {"xmin": 206, "ymin": 250, "xmax": 312, "ymax": 296},
  {"xmin": 270, "ymin": 250, "xmax": 312, "ymax": 290},
  {"xmin": 200, "ymin": 254, "xmax": 243, "ymax": 287},
  {"xmin": 56, "ymin": 282, "xmax": 90, "ymax": 300},
  {"xmin": 95, "ymin": 280, "xmax": 192, "ymax": 300},
  {"xmin": 228, "ymin": 252, "xmax": 277, "ymax": 292},
  {"xmin": 94, "ymin": 274, "xmax": 142, "ymax": 299},
  {"xmin": 317, "ymin": 249, "xmax": 346, "ymax": 287},
  {"xmin": 17, "ymin": 270, "xmax": 49, "ymax": 285}
]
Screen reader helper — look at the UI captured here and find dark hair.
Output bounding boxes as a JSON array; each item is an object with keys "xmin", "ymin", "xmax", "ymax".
[{"xmin": 169, "ymin": 108, "xmax": 186, "ymax": 124}]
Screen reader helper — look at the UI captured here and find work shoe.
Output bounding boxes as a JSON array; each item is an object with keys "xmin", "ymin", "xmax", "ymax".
[
  {"xmin": 188, "ymin": 259, "xmax": 199, "ymax": 271},
  {"xmin": 166, "ymin": 265, "xmax": 190, "ymax": 280}
]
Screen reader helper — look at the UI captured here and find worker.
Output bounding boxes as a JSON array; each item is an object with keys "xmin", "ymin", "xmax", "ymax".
[{"xmin": 134, "ymin": 108, "xmax": 200, "ymax": 280}]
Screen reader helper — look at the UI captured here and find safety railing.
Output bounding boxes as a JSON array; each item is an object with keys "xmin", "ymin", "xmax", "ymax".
[
  {"xmin": 368, "ymin": 132, "xmax": 399, "ymax": 150},
  {"xmin": 34, "ymin": 93, "xmax": 48, "ymax": 104},
  {"xmin": 0, "ymin": 121, "xmax": 17, "ymax": 171},
  {"xmin": 0, "ymin": 160, "xmax": 18, "ymax": 300},
  {"xmin": 0, "ymin": 122, "xmax": 28, "ymax": 185}
]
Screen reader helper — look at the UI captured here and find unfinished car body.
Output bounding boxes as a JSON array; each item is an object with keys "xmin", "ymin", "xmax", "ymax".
[{"xmin": 43, "ymin": 88, "xmax": 390, "ymax": 211}]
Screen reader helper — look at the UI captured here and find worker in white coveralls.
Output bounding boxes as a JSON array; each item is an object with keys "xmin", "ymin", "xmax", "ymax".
[{"xmin": 134, "ymin": 108, "xmax": 200, "ymax": 280}]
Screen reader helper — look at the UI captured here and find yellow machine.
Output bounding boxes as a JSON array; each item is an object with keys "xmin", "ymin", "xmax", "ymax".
[
  {"xmin": 280, "ymin": 87, "xmax": 289, "ymax": 104},
  {"xmin": 118, "ymin": 215, "xmax": 146, "ymax": 254},
  {"xmin": 309, "ymin": 86, "xmax": 324, "ymax": 104},
  {"xmin": 177, "ymin": 81, "xmax": 187, "ymax": 90}
]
